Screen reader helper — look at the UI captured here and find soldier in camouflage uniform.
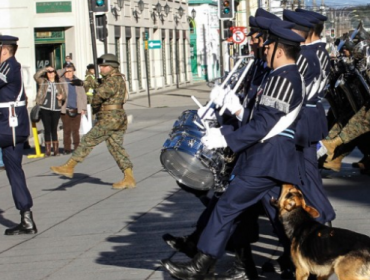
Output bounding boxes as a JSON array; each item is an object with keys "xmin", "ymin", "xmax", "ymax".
[
  {"xmin": 321, "ymin": 104, "xmax": 370, "ymax": 172},
  {"xmin": 50, "ymin": 54, "xmax": 135, "ymax": 189}
]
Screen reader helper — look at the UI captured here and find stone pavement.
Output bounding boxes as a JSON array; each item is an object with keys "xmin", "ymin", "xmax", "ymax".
[{"xmin": 0, "ymin": 81, "xmax": 369, "ymax": 280}]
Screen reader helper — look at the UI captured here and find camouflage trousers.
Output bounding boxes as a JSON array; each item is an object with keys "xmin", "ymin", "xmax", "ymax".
[
  {"xmin": 328, "ymin": 106, "xmax": 370, "ymax": 143},
  {"xmin": 71, "ymin": 118, "xmax": 133, "ymax": 173}
]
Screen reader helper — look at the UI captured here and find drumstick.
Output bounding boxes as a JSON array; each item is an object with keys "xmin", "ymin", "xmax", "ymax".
[
  {"xmin": 194, "ymin": 120, "xmax": 205, "ymax": 130},
  {"xmin": 191, "ymin": 95, "xmax": 203, "ymax": 108}
]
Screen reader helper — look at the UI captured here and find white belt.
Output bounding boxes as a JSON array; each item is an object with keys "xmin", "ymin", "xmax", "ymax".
[{"xmin": 0, "ymin": 100, "xmax": 26, "ymax": 108}]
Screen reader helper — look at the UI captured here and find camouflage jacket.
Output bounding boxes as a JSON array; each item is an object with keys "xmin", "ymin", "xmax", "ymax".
[{"xmin": 91, "ymin": 68, "xmax": 127, "ymax": 130}]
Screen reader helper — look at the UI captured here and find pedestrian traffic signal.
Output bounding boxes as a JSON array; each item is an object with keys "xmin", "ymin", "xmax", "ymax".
[
  {"xmin": 218, "ymin": 0, "xmax": 234, "ymax": 20},
  {"xmin": 330, "ymin": 28, "xmax": 335, "ymax": 38},
  {"xmin": 91, "ymin": 0, "xmax": 108, "ymax": 13}
]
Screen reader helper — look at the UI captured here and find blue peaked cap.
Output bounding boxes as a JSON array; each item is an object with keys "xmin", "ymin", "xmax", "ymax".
[
  {"xmin": 264, "ymin": 20, "xmax": 305, "ymax": 46},
  {"xmin": 283, "ymin": 10, "xmax": 313, "ymax": 32},
  {"xmin": 295, "ymin": 8, "xmax": 328, "ymax": 22},
  {"xmin": 247, "ymin": 16, "xmax": 261, "ymax": 36},
  {"xmin": 255, "ymin": 17, "xmax": 294, "ymax": 30},
  {"xmin": 0, "ymin": 35, "xmax": 19, "ymax": 45}
]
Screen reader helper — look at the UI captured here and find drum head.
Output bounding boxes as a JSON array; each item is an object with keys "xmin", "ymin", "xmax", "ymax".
[{"xmin": 160, "ymin": 149, "xmax": 214, "ymax": 191}]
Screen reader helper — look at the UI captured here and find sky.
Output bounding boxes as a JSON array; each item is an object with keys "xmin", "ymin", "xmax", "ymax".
[{"xmin": 305, "ymin": 0, "xmax": 369, "ymax": 8}]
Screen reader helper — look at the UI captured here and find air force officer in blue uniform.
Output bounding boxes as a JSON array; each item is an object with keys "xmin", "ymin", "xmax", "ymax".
[
  {"xmin": 0, "ymin": 35, "xmax": 37, "ymax": 235},
  {"xmin": 161, "ymin": 21, "xmax": 305, "ymax": 280}
]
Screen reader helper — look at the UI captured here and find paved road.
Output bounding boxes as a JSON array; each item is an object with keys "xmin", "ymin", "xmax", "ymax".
[{"xmin": 0, "ymin": 82, "xmax": 369, "ymax": 280}]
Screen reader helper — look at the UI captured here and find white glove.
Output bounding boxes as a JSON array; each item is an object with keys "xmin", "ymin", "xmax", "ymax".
[
  {"xmin": 207, "ymin": 127, "xmax": 223, "ymax": 137},
  {"xmin": 197, "ymin": 105, "xmax": 216, "ymax": 121},
  {"xmin": 223, "ymin": 92, "xmax": 243, "ymax": 115},
  {"xmin": 210, "ymin": 85, "xmax": 229, "ymax": 107},
  {"xmin": 201, "ymin": 134, "xmax": 227, "ymax": 149}
]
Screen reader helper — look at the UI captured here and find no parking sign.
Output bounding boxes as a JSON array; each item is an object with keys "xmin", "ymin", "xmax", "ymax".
[{"xmin": 231, "ymin": 27, "xmax": 246, "ymax": 44}]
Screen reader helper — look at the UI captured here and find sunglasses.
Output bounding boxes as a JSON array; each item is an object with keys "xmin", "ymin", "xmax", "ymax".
[
  {"xmin": 65, "ymin": 70, "xmax": 74, "ymax": 73},
  {"xmin": 47, "ymin": 71, "xmax": 56, "ymax": 73}
]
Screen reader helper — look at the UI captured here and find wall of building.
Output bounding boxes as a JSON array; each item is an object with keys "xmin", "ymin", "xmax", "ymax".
[{"xmin": 0, "ymin": 0, "xmax": 191, "ymax": 106}]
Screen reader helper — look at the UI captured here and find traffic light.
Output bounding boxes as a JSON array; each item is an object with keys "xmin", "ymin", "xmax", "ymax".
[
  {"xmin": 96, "ymin": 14, "xmax": 108, "ymax": 41},
  {"xmin": 218, "ymin": 0, "xmax": 234, "ymax": 20},
  {"xmin": 330, "ymin": 28, "xmax": 335, "ymax": 38},
  {"xmin": 91, "ymin": 0, "xmax": 108, "ymax": 13}
]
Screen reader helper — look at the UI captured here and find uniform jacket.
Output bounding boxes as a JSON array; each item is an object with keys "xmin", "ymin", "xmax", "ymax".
[
  {"xmin": 224, "ymin": 64, "xmax": 303, "ymax": 185},
  {"xmin": 0, "ymin": 56, "xmax": 30, "ymax": 137},
  {"xmin": 295, "ymin": 45, "xmax": 325, "ymax": 146},
  {"xmin": 34, "ymin": 68, "xmax": 66, "ymax": 107},
  {"xmin": 58, "ymin": 69, "xmax": 87, "ymax": 114},
  {"xmin": 91, "ymin": 68, "xmax": 128, "ymax": 131}
]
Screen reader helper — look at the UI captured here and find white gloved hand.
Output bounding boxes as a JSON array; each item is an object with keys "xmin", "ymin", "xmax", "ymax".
[
  {"xmin": 201, "ymin": 134, "xmax": 227, "ymax": 149},
  {"xmin": 210, "ymin": 85, "xmax": 228, "ymax": 107},
  {"xmin": 223, "ymin": 92, "xmax": 243, "ymax": 115},
  {"xmin": 197, "ymin": 105, "xmax": 216, "ymax": 121},
  {"xmin": 207, "ymin": 127, "xmax": 223, "ymax": 137}
]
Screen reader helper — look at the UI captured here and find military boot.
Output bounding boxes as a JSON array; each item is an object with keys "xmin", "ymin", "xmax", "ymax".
[
  {"xmin": 161, "ymin": 252, "xmax": 216, "ymax": 280},
  {"xmin": 50, "ymin": 158, "xmax": 78, "ymax": 178},
  {"xmin": 45, "ymin": 141, "xmax": 52, "ymax": 157},
  {"xmin": 112, "ymin": 168, "xmax": 136, "ymax": 189},
  {"xmin": 5, "ymin": 211, "xmax": 37, "ymax": 235},
  {"xmin": 323, "ymin": 154, "xmax": 347, "ymax": 172},
  {"xmin": 321, "ymin": 136, "xmax": 343, "ymax": 162}
]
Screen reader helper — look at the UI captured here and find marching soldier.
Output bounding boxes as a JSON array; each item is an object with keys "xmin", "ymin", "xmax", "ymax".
[
  {"xmin": 0, "ymin": 35, "xmax": 37, "ymax": 235},
  {"xmin": 161, "ymin": 20, "xmax": 305, "ymax": 280},
  {"xmin": 283, "ymin": 10, "xmax": 336, "ymax": 225},
  {"xmin": 50, "ymin": 53, "xmax": 135, "ymax": 189}
]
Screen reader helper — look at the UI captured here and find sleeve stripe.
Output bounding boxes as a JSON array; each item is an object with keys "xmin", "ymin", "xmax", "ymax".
[{"xmin": 296, "ymin": 55, "xmax": 308, "ymax": 76}]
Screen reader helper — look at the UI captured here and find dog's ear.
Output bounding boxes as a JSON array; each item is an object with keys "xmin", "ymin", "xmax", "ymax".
[{"xmin": 303, "ymin": 205, "xmax": 320, "ymax": 218}]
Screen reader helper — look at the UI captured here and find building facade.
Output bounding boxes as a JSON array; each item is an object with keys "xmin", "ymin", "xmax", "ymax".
[{"xmin": 0, "ymin": 0, "xmax": 191, "ymax": 105}]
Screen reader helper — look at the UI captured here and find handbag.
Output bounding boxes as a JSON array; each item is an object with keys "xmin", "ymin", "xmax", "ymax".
[
  {"xmin": 79, "ymin": 114, "xmax": 92, "ymax": 135},
  {"xmin": 30, "ymin": 104, "xmax": 41, "ymax": 123}
]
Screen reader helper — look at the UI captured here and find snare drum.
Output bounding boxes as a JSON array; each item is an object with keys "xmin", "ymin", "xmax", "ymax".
[{"xmin": 160, "ymin": 110, "xmax": 235, "ymax": 191}]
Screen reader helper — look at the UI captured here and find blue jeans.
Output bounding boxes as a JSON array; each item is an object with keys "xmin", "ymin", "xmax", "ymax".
[{"xmin": 0, "ymin": 148, "xmax": 4, "ymax": 167}]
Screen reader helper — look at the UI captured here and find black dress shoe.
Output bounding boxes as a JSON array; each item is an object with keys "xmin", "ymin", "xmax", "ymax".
[
  {"xmin": 5, "ymin": 211, "xmax": 37, "ymax": 235},
  {"xmin": 63, "ymin": 150, "xmax": 72, "ymax": 155},
  {"xmin": 162, "ymin": 233, "xmax": 198, "ymax": 258},
  {"xmin": 161, "ymin": 252, "xmax": 216, "ymax": 280}
]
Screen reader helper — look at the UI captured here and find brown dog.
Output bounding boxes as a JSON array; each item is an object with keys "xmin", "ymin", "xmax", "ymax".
[{"xmin": 272, "ymin": 184, "xmax": 370, "ymax": 280}]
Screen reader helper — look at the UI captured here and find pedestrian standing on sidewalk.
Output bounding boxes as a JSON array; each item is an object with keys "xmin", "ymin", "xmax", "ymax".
[
  {"xmin": 34, "ymin": 66, "xmax": 66, "ymax": 156},
  {"xmin": 0, "ymin": 35, "xmax": 37, "ymax": 235},
  {"xmin": 59, "ymin": 65, "xmax": 87, "ymax": 154},
  {"xmin": 84, "ymin": 64, "xmax": 95, "ymax": 104},
  {"xmin": 50, "ymin": 53, "xmax": 135, "ymax": 190}
]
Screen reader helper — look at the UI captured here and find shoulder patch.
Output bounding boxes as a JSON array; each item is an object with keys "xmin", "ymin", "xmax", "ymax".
[
  {"xmin": 260, "ymin": 76, "xmax": 293, "ymax": 113},
  {"xmin": 0, "ymin": 61, "xmax": 10, "ymax": 83}
]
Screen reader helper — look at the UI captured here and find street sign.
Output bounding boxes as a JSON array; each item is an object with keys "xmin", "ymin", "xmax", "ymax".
[
  {"xmin": 232, "ymin": 30, "xmax": 245, "ymax": 44},
  {"xmin": 148, "ymin": 40, "xmax": 161, "ymax": 49}
]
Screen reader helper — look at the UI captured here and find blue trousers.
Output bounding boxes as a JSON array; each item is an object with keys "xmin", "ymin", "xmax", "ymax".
[
  {"xmin": 299, "ymin": 145, "xmax": 336, "ymax": 223},
  {"xmin": 0, "ymin": 134, "xmax": 33, "ymax": 211},
  {"xmin": 197, "ymin": 176, "xmax": 287, "ymax": 258}
]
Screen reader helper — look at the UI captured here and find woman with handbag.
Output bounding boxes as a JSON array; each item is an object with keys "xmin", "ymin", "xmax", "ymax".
[
  {"xmin": 34, "ymin": 66, "xmax": 66, "ymax": 156},
  {"xmin": 58, "ymin": 65, "xmax": 87, "ymax": 155}
]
